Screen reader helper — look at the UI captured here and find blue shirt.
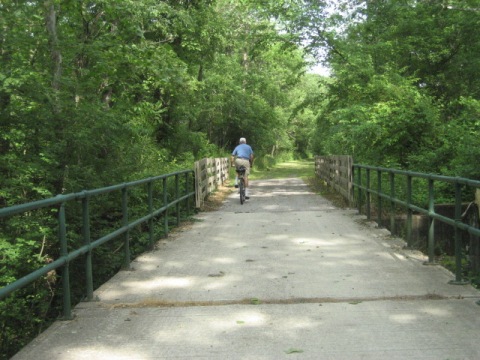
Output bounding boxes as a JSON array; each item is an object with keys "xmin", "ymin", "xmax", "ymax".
[{"xmin": 232, "ymin": 143, "xmax": 253, "ymax": 159}]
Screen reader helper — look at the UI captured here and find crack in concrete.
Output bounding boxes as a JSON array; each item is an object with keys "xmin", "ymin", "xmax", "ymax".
[{"xmin": 102, "ymin": 293, "xmax": 470, "ymax": 309}]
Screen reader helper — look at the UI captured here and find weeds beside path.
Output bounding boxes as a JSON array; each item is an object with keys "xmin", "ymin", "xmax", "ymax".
[{"xmin": 249, "ymin": 158, "xmax": 314, "ymax": 181}]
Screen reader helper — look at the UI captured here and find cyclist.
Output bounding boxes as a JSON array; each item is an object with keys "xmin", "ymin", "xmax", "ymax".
[{"xmin": 231, "ymin": 137, "xmax": 254, "ymax": 199}]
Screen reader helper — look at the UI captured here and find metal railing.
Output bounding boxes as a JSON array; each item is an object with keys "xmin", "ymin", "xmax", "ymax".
[
  {"xmin": 0, "ymin": 170, "xmax": 195, "ymax": 319},
  {"xmin": 353, "ymin": 164, "xmax": 480, "ymax": 285}
]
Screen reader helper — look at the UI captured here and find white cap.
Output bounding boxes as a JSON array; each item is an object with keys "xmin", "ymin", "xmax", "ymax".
[{"xmin": 239, "ymin": 137, "xmax": 246, "ymax": 144}]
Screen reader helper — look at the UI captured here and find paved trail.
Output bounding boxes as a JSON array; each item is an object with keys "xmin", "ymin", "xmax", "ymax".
[{"xmin": 12, "ymin": 178, "xmax": 480, "ymax": 360}]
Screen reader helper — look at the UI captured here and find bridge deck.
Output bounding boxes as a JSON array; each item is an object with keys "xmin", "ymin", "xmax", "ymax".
[{"xmin": 12, "ymin": 178, "xmax": 480, "ymax": 360}]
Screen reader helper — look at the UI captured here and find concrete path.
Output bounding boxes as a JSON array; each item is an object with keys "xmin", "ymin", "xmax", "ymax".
[{"xmin": 12, "ymin": 178, "xmax": 480, "ymax": 360}]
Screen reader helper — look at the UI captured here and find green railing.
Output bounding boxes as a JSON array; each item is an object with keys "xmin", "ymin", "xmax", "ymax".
[
  {"xmin": 353, "ymin": 164, "xmax": 480, "ymax": 286},
  {"xmin": 0, "ymin": 170, "xmax": 195, "ymax": 319}
]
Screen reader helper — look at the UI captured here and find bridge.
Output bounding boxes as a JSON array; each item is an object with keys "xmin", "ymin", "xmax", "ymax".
[{"xmin": 10, "ymin": 172, "xmax": 480, "ymax": 359}]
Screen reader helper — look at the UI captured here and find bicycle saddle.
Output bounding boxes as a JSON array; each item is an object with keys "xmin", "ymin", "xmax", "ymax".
[{"xmin": 236, "ymin": 165, "xmax": 246, "ymax": 173}]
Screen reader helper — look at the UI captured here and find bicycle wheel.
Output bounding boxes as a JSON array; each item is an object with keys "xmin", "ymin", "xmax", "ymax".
[{"xmin": 239, "ymin": 177, "xmax": 245, "ymax": 204}]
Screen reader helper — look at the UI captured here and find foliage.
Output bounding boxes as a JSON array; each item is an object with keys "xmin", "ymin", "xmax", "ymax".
[
  {"xmin": 0, "ymin": 215, "xmax": 56, "ymax": 358},
  {"xmin": 297, "ymin": 0, "xmax": 480, "ymax": 179},
  {"xmin": 250, "ymin": 159, "xmax": 313, "ymax": 181}
]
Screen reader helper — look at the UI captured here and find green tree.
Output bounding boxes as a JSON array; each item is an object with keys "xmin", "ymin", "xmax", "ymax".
[{"xmin": 298, "ymin": 0, "xmax": 480, "ymax": 177}]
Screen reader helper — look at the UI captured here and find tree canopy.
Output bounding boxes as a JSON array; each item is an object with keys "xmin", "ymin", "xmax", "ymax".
[
  {"xmin": 0, "ymin": 0, "xmax": 313, "ymax": 208},
  {"xmin": 2, "ymin": 1, "xmax": 479, "ymax": 203},
  {"xmin": 300, "ymin": 0, "xmax": 480, "ymax": 178}
]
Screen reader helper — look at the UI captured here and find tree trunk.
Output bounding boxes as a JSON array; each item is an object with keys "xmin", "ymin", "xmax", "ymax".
[
  {"xmin": 45, "ymin": 1, "xmax": 62, "ymax": 96},
  {"xmin": 45, "ymin": 1, "xmax": 68, "ymax": 194}
]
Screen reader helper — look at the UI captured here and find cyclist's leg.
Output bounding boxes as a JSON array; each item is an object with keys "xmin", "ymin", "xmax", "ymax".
[{"xmin": 234, "ymin": 159, "xmax": 242, "ymax": 191}]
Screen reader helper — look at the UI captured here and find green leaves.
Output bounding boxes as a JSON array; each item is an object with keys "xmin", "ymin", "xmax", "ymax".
[{"xmin": 301, "ymin": 0, "xmax": 480, "ymax": 177}]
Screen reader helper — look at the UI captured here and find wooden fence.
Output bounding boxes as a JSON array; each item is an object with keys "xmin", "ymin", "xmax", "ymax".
[
  {"xmin": 194, "ymin": 157, "xmax": 229, "ymax": 209},
  {"xmin": 314, "ymin": 155, "xmax": 353, "ymax": 204}
]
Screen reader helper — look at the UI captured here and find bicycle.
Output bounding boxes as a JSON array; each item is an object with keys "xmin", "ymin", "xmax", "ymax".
[{"xmin": 235, "ymin": 165, "xmax": 247, "ymax": 204}]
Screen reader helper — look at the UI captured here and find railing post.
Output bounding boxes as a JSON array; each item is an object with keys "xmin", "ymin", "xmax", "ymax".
[
  {"xmin": 163, "ymin": 177, "xmax": 169, "ymax": 238},
  {"xmin": 58, "ymin": 202, "xmax": 73, "ymax": 320},
  {"xmin": 122, "ymin": 187, "xmax": 131, "ymax": 270},
  {"xmin": 82, "ymin": 193, "xmax": 94, "ymax": 301},
  {"xmin": 389, "ymin": 172, "xmax": 395, "ymax": 235},
  {"xmin": 377, "ymin": 169, "xmax": 382, "ymax": 227},
  {"xmin": 348, "ymin": 156, "xmax": 353, "ymax": 205},
  {"xmin": 406, "ymin": 174, "xmax": 413, "ymax": 248},
  {"xmin": 366, "ymin": 168, "xmax": 371, "ymax": 220},
  {"xmin": 147, "ymin": 181, "xmax": 154, "ymax": 250},
  {"xmin": 185, "ymin": 172, "xmax": 190, "ymax": 215},
  {"xmin": 357, "ymin": 166, "xmax": 362, "ymax": 214},
  {"xmin": 425, "ymin": 179, "xmax": 437, "ymax": 265},
  {"xmin": 194, "ymin": 161, "xmax": 200, "ymax": 209},
  {"xmin": 450, "ymin": 182, "xmax": 468, "ymax": 284},
  {"xmin": 175, "ymin": 173, "xmax": 180, "ymax": 225}
]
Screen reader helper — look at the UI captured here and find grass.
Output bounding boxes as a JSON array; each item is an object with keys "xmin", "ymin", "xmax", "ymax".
[{"xmin": 249, "ymin": 158, "xmax": 315, "ymax": 181}]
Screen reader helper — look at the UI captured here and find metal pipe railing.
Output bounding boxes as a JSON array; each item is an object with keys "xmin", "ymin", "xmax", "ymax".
[
  {"xmin": 0, "ymin": 169, "xmax": 195, "ymax": 319},
  {"xmin": 353, "ymin": 164, "xmax": 480, "ymax": 285}
]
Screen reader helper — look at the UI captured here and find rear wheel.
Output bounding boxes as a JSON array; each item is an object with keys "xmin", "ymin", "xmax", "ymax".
[{"xmin": 239, "ymin": 177, "xmax": 245, "ymax": 204}]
